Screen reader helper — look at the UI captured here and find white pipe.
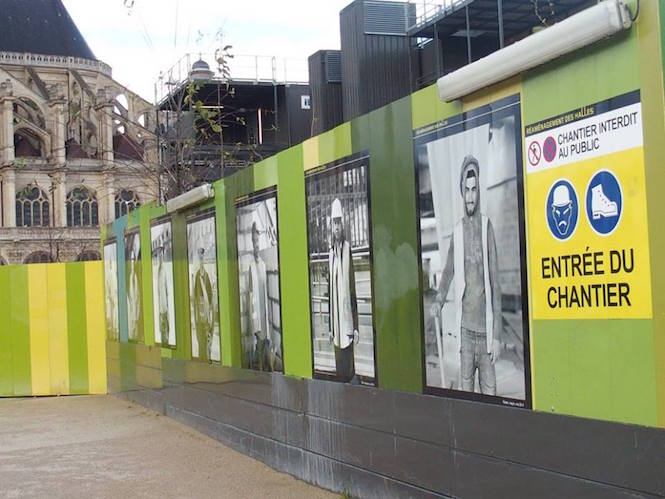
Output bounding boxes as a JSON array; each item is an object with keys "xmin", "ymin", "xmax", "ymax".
[
  {"xmin": 437, "ymin": 0, "xmax": 632, "ymax": 102},
  {"xmin": 166, "ymin": 184, "xmax": 214, "ymax": 213}
]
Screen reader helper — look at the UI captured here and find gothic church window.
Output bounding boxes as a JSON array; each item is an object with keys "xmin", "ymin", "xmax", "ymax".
[
  {"xmin": 115, "ymin": 189, "xmax": 141, "ymax": 219},
  {"xmin": 15, "ymin": 186, "xmax": 50, "ymax": 227},
  {"xmin": 66, "ymin": 187, "xmax": 98, "ymax": 227}
]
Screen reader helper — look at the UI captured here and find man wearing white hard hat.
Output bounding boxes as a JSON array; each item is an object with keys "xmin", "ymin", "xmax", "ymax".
[
  {"xmin": 328, "ymin": 197, "xmax": 359, "ymax": 383},
  {"xmin": 432, "ymin": 155, "xmax": 502, "ymax": 395}
]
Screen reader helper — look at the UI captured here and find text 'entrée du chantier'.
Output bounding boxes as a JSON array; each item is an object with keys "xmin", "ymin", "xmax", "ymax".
[{"xmin": 541, "ymin": 248, "xmax": 634, "ymax": 309}]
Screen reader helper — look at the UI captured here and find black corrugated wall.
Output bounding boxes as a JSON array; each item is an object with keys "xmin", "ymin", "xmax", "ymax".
[
  {"xmin": 340, "ymin": 0, "xmax": 414, "ymax": 123},
  {"xmin": 308, "ymin": 50, "xmax": 344, "ymax": 136}
]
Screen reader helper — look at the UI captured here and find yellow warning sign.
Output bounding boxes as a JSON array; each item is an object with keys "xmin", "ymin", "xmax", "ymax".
[{"xmin": 525, "ymin": 91, "xmax": 652, "ymax": 320}]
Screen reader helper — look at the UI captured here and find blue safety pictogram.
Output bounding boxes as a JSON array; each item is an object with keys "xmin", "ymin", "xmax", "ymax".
[
  {"xmin": 586, "ymin": 169, "xmax": 622, "ymax": 236},
  {"xmin": 546, "ymin": 179, "xmax": 578, "ymax": 241}
]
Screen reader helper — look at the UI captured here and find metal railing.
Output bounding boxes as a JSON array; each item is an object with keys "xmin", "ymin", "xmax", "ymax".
[
  {"xmin": 407, "ymin": 0, "xmax": 473, "ymax": 32},
  {"xmin": 305, "ymin": 166, "xmax": 370, "ymax": 256},
  {"xmin": 155, "ymin": 52, "xmax": 309, "ymax": 104}
]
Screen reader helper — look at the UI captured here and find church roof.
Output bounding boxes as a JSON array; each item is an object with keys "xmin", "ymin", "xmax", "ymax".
[
  {"xmin": 0, "ymin": 0, "xmax": 96, "ymax": 60},
  {"xmin": 113, "ymin": 133, "xmax": 144, "ymax": 162}
]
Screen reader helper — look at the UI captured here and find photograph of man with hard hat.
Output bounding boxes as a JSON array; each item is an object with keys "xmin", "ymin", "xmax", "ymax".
[
  {"xmin": 125, "ymin": 230, "xmax": 144, "ymax": 343},
  {"xmin": 104, "ymin": 241, "xmax": 119, "ymax": 341},
  {"xmin": 329, "ymin": 197, "xmax": 359, "ymax": 383},
  {"xmin": 415, "ymin": 96, "xmax": 530, "ymax": 407},
  {"xmin": 305, "ymin": 153, "xmax": 376, "ymax": 385},
  {"xmin": 236, "ymin": 190, "xmax": 284, "ymax": 373},
  {"xmin": 187, "ymin": 211, "xmax": 221, "ymax": 362},
  {"xmin": 151, "ymin": 220, "xmax": 176, "ymax": 347}
]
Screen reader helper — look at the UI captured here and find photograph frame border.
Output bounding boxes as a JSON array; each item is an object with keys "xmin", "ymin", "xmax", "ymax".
[
  {"xmin": 234, "ymin": 185, "xmax": 285, "ymax": 373},
  {"xmin": 150, "ymin": 215, "xmax": 177, "ymax": 349},
  {"xmin": 185, "ymin": 206, "xmax": 222, "ymax": 363},
  {"xmin": 304, "ymin": 150, "xmax": 379, "ymax": 386},
  {"xmin": 413, "ymin": 94, "xmax": 533, "ymax": 409}
]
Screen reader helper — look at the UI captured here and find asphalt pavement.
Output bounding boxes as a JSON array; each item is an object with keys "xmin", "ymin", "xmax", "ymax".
[{"xmin": 0, "ymin": 395, "xmax": 337, "ymax": 499}]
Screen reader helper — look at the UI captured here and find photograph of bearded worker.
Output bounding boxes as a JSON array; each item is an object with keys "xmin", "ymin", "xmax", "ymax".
[
  {"xmin": 193, "ymin": 246, "xmax": 214, "ymax": 360},
  {"xmin": 248, "ymin": 221, "xmax": 273, "ymax": 371},
  {"xmin": 328, "ymin": 198, "xmax": 359, "ymax": 383},
  {"xmin": 431, "ymin": 155, "xmax": 502, "ymax": 395}
]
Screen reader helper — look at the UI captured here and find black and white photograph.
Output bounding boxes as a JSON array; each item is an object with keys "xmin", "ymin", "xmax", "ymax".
[
  {"xmin": 125, "ymin": 230, "xmax": 144, "ymax": 343},
  {"xmin": 414, "ymin": 95, "xmax": 530, "ymax": 407},
  {"xmin": 186, "ymin": 210, "xmax": 220, "ymax": 362},
  {"xmin": 151, "ymin": 219, "xmax": 176, "ymax": 347},
  {"xmin": 235, "ymin": 188, "xmax": 283, "ymax": 373},
  {"xmin": 104, "ymin": 241, "xmax": 119, "ymax": 341},
  {"xmin": 305, "ymin": 153, "xmax": 376, "ymax": 385}
]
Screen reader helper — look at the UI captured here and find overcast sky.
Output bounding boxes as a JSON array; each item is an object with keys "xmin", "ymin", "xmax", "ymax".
[{"xmin": 61, "ymin": 0, "xmax": 364, "ymax": 102}]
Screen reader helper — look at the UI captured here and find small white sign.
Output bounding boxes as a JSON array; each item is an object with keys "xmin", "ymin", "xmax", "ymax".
[
  {"xmin": 301, "ymin": 95, "xmax": 311, "ymax": 110},
  {"xmin": 526, "ymin": 102, "xmax": 643, "ymax": 174}
]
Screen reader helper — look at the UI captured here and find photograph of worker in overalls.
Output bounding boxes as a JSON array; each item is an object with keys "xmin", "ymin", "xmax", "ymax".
[{"xmin": 187, "ymin": 213, "xmax": 220, "ymax": 362}]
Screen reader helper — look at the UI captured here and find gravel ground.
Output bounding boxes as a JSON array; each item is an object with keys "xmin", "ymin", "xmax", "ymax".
[{"xmin": 0, "ymin": 395, "xmax": 337, "ymax": 499}]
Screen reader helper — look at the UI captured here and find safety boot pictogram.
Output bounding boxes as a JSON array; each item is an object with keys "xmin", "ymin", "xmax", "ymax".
[{"xmin": 591, "ymin": 184, "xmax": 618, "ymax": 219}]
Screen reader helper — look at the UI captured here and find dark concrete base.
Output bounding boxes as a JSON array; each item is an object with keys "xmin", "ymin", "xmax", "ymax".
[{"xmin": 117, "ymin": 372, "xmax": 665, "ymax": 499}]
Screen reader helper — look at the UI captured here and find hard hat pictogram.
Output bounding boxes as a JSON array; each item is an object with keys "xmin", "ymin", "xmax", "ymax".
[{"xmin": 546, "ymin": 179, "xmax": 578, "ymax": 241}]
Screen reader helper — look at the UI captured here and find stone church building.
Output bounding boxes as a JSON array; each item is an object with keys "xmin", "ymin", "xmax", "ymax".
[{"xmin": 0, "ymin": 0, "xmax": 156, "ymax": 264}]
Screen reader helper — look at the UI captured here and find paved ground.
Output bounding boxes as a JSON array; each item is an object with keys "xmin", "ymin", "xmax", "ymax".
[{"xmin": 0, "ymin": 396, "xmax": 337, "ymax": 499}]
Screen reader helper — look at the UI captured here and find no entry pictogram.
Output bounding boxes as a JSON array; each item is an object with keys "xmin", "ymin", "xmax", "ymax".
[
  {"xmin": 543, "ymin": 136, "xmax": 557, "ymax": 163},
  {"xmin": 528, "ymin": 141, "xmax": 542, "ymax": 167}
]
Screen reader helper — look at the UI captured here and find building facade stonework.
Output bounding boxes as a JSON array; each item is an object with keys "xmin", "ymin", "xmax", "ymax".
[{"xmin": 0, "ymin": 53, "xmax": 156, "ymax": 265}]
